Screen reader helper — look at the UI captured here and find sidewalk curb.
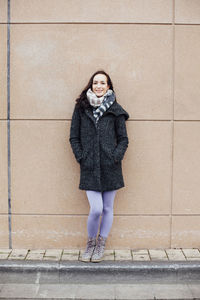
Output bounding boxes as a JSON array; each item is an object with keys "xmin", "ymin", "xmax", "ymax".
[{"xmin": 1, "ymin": 259, "xmax": 200, "ymax": 273}]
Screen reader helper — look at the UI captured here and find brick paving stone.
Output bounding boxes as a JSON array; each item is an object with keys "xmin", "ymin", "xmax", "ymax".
[
  {"xmin": 182, "ymin": 248, "xmax": 200, "ymax": 258},
  {"xmin": 103, "ymin": 250, "xmax": 115, "ymax": 261},
  {"xmin": 43, "ymin": 249, "xmax": 62, "ymax": 261},
  {"xmin": 26, "ymin": 253, "xmax": 44, "ymax": 260},
  {"xmin": 132, "ymin": 249, "xmax": 149, "ymax": 255},
  {"xmin": 149, "ymin": 249, "xmax": 168, "ymax": 260},
  {"xmin": 26, "ymin": 249, "xmax": 45, "ymax": 260},
  {"xmin": 132, "ymin": 253, "xmax": 151, "ymax": 261},
  {"xmin": 8, "ymin": 249, "xmax": 29, "ymax": 260},
  {"xmin": 115, "ymin": 250, "xmax": 132, "ymax": 261},
  {"xmin": 27, "ymin": 249, "xmax": 45, "ymax": 254},
  {"xmin": 0, "ymin": 249, "xmax": 12, "ymax": 254},
  {"xmin": 61, "ymin": 254, "xmax": 79, "ymax": 261},
  {"xmin": 166, "ymin": 249, "xmax": 186, "ymax": 260},
  {"xmin": 61, "ymin": 250, "xmax": 79, "ymax": 261},
  {"xmin": 0, "ymin": 253, "xmax": 10, "ymax": 259},
  {"xmin": 63, "ymin": 249, "xmax": 79, "ymax": 254}
]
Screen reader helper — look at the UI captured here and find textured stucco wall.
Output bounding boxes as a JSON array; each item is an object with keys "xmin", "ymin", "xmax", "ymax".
[{"xmin": 1, "ymin": 0, "xmax": 200, "ymax": 249}]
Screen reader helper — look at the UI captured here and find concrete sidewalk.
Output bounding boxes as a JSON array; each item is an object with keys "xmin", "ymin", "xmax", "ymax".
[
  {"xmin": 1, "ymin": 248, "xmax": 200, "ymax": 299},
  {"xmin": 0, "ymin": 282, "xmax": 200, "ymax": 299}
]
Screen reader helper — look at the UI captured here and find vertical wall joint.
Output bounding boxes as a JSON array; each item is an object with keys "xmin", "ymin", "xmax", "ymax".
[{"xmin": 7, "ymin": 0, "xmax": 12, "ymax": 249}]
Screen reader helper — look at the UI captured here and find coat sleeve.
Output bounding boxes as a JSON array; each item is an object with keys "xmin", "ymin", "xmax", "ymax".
[
  {"xmin": 113, "ymin": 114, "xmax": 129, "ymax": 163},
  {"xmin": 69, "ymin": 105, "xmax": 83, "ymax": 163}
]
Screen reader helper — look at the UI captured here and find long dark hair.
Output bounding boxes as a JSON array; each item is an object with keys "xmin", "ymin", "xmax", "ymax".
[{"xmin": 75, "ymin": 70, "xmax": 114, "ymax": 110}]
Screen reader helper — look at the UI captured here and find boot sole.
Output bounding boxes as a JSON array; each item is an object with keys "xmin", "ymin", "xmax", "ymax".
[
  {"xmin": 91, "ymin": 258, "xmax": 104, "ymax": 263},
  {"xmin": 79, "ymin": 258, "xmax": 91, "ymax": 262}
]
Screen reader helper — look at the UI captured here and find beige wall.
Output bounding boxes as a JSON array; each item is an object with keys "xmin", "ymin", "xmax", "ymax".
[{"xmin": 1, "ymin": 0, "xmax": 200, "ymax": 249}]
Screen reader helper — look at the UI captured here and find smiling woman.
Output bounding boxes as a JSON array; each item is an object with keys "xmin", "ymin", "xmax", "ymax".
[{"xmin": 69, "ymin": 70, "xmax": 129, "ymax": 263}]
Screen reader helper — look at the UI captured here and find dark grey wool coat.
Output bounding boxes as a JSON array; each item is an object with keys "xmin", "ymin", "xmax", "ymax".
[{"xmin": 69, "ymin": 100, "xmax": 129, "ymax": 192}]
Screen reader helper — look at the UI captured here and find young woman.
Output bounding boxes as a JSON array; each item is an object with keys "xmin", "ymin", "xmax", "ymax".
[{"xmin": 69, "ymin": 70, "xmax": 129, "ymax": 262}]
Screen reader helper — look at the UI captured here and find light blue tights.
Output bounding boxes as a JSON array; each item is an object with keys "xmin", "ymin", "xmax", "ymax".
[{"xmin": 86, "ymin": 190, "xmax": 117, "ymax": 238}]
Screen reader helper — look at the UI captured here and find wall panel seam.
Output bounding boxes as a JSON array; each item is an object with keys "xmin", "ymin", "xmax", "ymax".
[
  {"xmin": 8, "ymin": 22, "xmax": 173, "ymax": 25},
  {"xmin": 10, "ymin": 213, "xmax": 171, "ymax": 217},
  {"xmin": 6, "ymin": 119, "xmax": 200, "ymax": 121},
  {"xmin": 4, "ymin": 214, "xmax": 200, "ymax": 216},
  {"xmin": 2, "ymin": 23, "xmax": 200, "ymax": 25},
  {"xmin": 7, "ymin": 0, "xmax": 12, "ymax": 249},
  {"xmin": 8, "ymin": 119, "xmax": 178, "ymax": 121},
  {"xmin": 170, "ymin": 0, "xmax": 175, "ymax": 248}
]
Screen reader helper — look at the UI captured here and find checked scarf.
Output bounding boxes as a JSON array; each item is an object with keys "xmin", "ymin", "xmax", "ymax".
[{"xmin": 86, "ymin": 88, "xmax": 115, "ymax": 123}]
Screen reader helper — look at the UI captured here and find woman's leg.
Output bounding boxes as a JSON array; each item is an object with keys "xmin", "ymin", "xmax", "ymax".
[
  {"xmin": 99, "ymin": 190, "xmax": 117, "ymax": 238},
  {"xmin": 86, "ymin": 190, "xmax": 103, "ymax": 238}
]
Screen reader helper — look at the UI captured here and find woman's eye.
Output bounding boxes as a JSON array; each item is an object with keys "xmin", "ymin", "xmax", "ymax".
[{"xmin": 93, "ymin": 82, "xmax": 106, "ymax": 85}]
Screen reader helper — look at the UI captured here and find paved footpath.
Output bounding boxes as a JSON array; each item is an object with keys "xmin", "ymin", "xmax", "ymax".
[
  {"xmin": 0, "ymin": 282, "xmax": 200, "ymax": 299},
  {"xmin": 1, "ymin": 248, "xmax": 200, "ymax": 299},
  {"xmin": 1, "ymin": 247, "xmax": 200, "ymax": 261}
]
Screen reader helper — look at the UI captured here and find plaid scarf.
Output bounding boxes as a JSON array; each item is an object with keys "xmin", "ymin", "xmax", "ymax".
[{"xmin": 87, "ymin": 88, "xmax": 115, "ymax": 123}]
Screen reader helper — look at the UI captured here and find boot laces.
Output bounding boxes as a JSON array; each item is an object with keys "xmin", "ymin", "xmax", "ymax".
[
  {"xmin": 85, "ymin": 238, "xmax": 95, "ymax": 253},
  {"xmin": 95, "ymin": 236, "xmax": 105, "ymax": 255}
]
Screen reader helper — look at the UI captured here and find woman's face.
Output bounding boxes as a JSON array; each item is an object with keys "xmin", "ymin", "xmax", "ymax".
[{"xmin": 92, "ymin": 74, "xmax": 110, "ymax": 97}]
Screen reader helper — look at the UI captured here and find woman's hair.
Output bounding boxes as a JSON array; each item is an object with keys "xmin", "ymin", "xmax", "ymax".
[{"xmin": 75, "ymin": 70, "xmax": 114, "ymax": 110}]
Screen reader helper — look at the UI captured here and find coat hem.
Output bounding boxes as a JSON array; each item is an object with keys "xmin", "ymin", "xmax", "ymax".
[{"xmin": 78, "ymin": 185, "xmax": 125, "ymax": 192}]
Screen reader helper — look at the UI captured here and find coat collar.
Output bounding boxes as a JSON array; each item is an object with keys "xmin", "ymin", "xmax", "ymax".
[{"xmin": 105, "ymin": 100, "xmax": 129, "ymax": 120}]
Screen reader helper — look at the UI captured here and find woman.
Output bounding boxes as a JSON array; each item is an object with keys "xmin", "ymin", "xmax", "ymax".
[{"xmin": 69, "ymin": 70, "xmax": 129, "ymax": 262}]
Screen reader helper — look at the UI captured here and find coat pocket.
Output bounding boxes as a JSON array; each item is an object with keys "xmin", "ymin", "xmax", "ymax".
[
  {"xmin": 100, "ymin": 147, "xmax": 117, "ymax": 168},
  {"xmin": 80, "ymin": 148, "xmax": 94, "ymax": 170}
]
